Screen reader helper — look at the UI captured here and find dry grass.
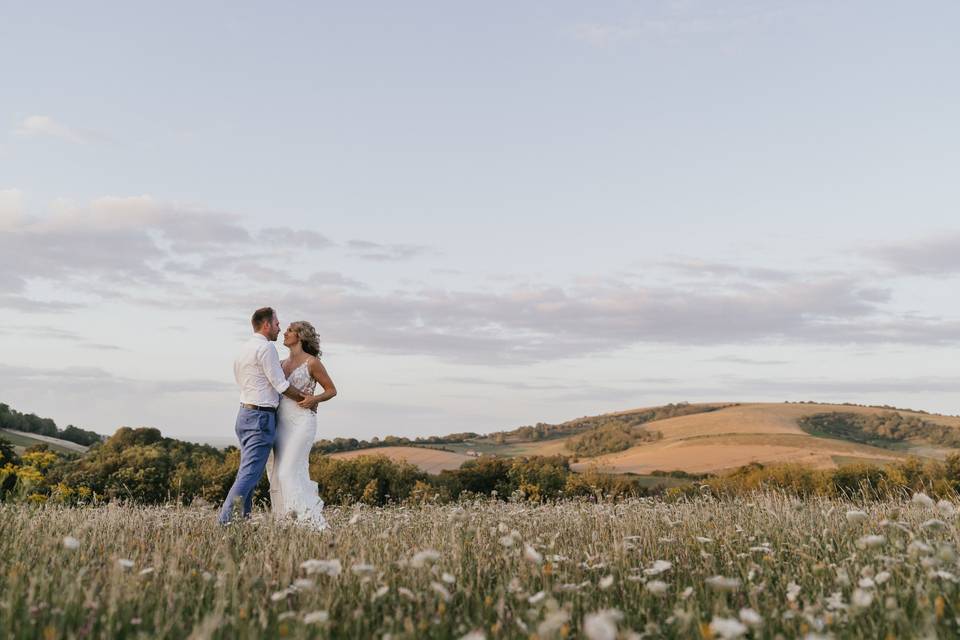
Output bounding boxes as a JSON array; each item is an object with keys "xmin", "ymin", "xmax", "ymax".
[{"xmin": 2, "ymin": 494, "xmax": 960, "ymax": 638}]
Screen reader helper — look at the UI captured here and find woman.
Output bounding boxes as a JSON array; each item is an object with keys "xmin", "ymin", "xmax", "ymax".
[{"xmin": 267, "ymin": 321, "xmax": 337, "ymax": 530}]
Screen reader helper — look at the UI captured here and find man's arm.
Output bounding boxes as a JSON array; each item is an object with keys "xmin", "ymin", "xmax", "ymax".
[{"xmin": 257, "ymin": 344, "xmax": 305, "ymax": 402}]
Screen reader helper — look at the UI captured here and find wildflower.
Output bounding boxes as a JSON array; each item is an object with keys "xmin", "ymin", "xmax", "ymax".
[
  {"xmin": 681, "ymin": 586, "xmax": 694, "ymax": 599},
  {"xmin": 599, "ymin": 575, "xmax": 614, "ymax": 589},
  {"xmin": 373, "ymin": 585, "xmax": 389, "ymax": 599},
  {"xmin": 710, "ymin": 616, "xmax": 748, "ymax": 639},
  {"xmin": 351, "ymin": 563, "xmax": 376, "ymax": 575},
  {"xmin": 270, "ymin": 589, "xmax": 291, "ymax": 602},
  {"xmin": 912, "ymin": 492, "xmax": 935, "ymax": 507},
  {"xmin": 459, "ymin": 632, "xmax": 485, "ymax": 640},
  {"xmin": 826, "ymin": 591, "xmax": 847, "ymax": 611},
  {"xmin": 430, "ymin": 581, "xmax": 452, "ymax": 602},
  {"xmin": 695, "ymin": 536, "xmax": 713, "ymax": 543},
  {"xmin": 398, "ymin": 587, "xmax": 416, "ymax": 601},
  {"xmin": 524, "ymin": 544, "xmax": 543, "ymax": 565},
  {"xmin": 856, "ymin": 534, "xmax": 885, "ymax": 549},
  {"xmin": 922, "ymin": 519, "xmax": 947, "ymax": 531},
  {"xmin": 62, "ymin": 536, "xmax": 80, "ymax": 550},
  {"xmin": 858, "ymin": 577, "xmax": 875, "ymax": 589},
  {"xmin": 348, "ymin": 513, "xmax": 361, "ymax": 525},
  {"xmin": 646, "ymin": 580, "xmax": 669, "ymax": 596},
  {"xmin": 293, "ymin": 578, "xmax": 315, "ymax": 590},
  {"xmin": 845, "ymin": 510, "xmax": 868, "ymax": 524},
  {"xmin": 582, "ymin": 609, "xmax": 622, "ymax": 640},
  {"xmin": 739, "ymin": 608, "xmax": 762, "ymax": 628},
  {"xmin": 300, "ymin": 559, "xmax": 342, "ymax": 577},
  {"xmin": 644, "ymin": 560, "xmax": 672, "ymax": 576},
  {"xmin": 442, "ymin": 572, "xmax": 456, "ymax": 584},
  {"xmin": 852, "ymin": 588, "xmax": 873, "ymax": 608},
  {"xmin": 118, "ymin": 559, "xmax": 134, "ymax": 570},
  {"xmin": 410, "ymin": 549, "xmax": 441, "ymax": 568},
  {"xmin": 936, "ymin": 500, "xmax": 955, "ymax": 517},
  {"xmin": 908, "ymin": 540, "xmax": 932, "ymax": 555},
  {"xmin": 528, "ymin": 590, "xmax": 546, "ymax": 605},
  {"xmin": 875, "ymin": 571, "xmax": 891, "ymax": 584},
  {"xmin": 705, "ymin": 575, "xmax": 741, "ymax": 592},
  {"xmin": 499, "ymin": 534, "xmax": 516, "ymax": 548},
  {"xmin": 138, "ymin": 567, "xmax": 154, "ymax": 576},
  {"xmin": 786, "ymin": 581, "xmax": 801, "ymax": 603},
  {"xmin": 538, "ymin": 610, "xmax": 570, "ymax": 637},
  {"xmin": 303, "ymin": 610, "xmax": 329, "ymax": 624}
]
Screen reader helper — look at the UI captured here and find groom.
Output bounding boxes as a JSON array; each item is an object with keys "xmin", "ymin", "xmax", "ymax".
[{"xmin": 218, "ymin": 307, "xmax": 306, "ymax": 524}]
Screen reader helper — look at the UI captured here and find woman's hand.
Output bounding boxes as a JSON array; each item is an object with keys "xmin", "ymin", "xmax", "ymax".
[{"xmin": 298, "ymin": 395, "xmax": 320, "ymax": 411}]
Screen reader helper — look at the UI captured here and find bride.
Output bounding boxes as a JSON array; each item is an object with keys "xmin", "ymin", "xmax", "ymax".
[{"xmin": 267, "ymin": 320, "xmax": 337, "ymax": 530}]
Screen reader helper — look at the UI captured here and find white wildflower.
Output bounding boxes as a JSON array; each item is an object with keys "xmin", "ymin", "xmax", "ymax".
[
  {"xmin": 459, "ymin": 632, "xmax": 485, "ymax": 640},
  {"xmin": 303, "ymin": 610, "xmax": 329, "ymax": 624},
  {"xmin": 118, "ymin": 559, "xmax": 134, "ymax": 569},
  {"xmin": 681, "ymin": 586, "xmax": 694, "ymax": 599},
  {"xmin": 138, "ymin": 567, "xmax": 155, "ymax": 576},
  {"xmin": 912, "ymin": 492, "xmax": 935, "ymax": 507},
  {"xmin": 710, "ymin": 616, "xmax": 748, "ymax": 639},
  {"xmin": 442, "ymin": 572, "xmax": 456, "ymax": 584},
  {"xmin": 858, "ymin": 577, "xmax": 875, "ymax": 589},
  {"xmin": 528, "ymin": 590, "xmax": 546, "ymax": 605},
  {"xmin": 695, "ymin": 536, "xmax": 714, "ymax": 543},
  {"xmin": 826, "ymin": 591, "xmax": 847, "ymax": 610},
  {"xmin": 430, "ymin": 581, "xmax": 452, "ymax": 602},
  {"xmin": 922, "ymin": 519, "xmax": 947, "ymax": 531},
  {"xmin": 937, "ymin": 499, "xmax": 955, "ymax": 517},
  {"xmin": 538, "ymin": 610, "xmax": 570, "ymax": 637},
  {"xmin": 499, "ymin": 535, "xmax": 516, "ymax": 548},
  {"xmin": 373, "ymin": 585, "xmax": 389, "ymax": 599},
  {"xmin": 786, "ymin": 581, "xmax": 801, "ymax": 603},
  {"xmin": 348, "ymin": 513, "xmax": 361, "ymax": 525},
  {"xmin": 524, "ymin": 544, "xmax": 543, "ymax": 565},
  {"xmin": 908, "ymin": 540, "xmax": 933, "ymax": 555},
  {"xmin": 845, "ymin": 510, "xmax": 868, "ymax": 524},
  {"xmin": 706, "ymin": 575, "xmax": 741, "ymax": 592},
  {"xmin": 270, "ymin": 589, "xmax": 290, "ymax": 602},
  {"xmin": 646, "ymin": 580, "xmax": 669, "ymax": 596},
  {"xmin": 398, "ymin": 587, "xmax": 416, "ymax": 601},
  {"xmin": 644, "ymin": 560, "xmax": 672, "ymax": 576},
  {"xmin": 856, "ymin": 534, "xmax": 886, "ymax": 549},
  {"xmin": 583, "ymin": 609, "xmax": 623, "ymax": 640},
  {"xmin": 350, "ymin": 563, "xmax": 376, "ymax": 575},
  {"xmin": 62, "ymin": 536, "xmax": 80, "ymax": 550},
  {"xmin": 300, "ymin": 559, "xmax": 342, "ymax": 577},
  {"xmin": 852, "ymin": 588, "xmax": 873, "ymax": 608},
  {"xmin": 411, "ymin": 549, "xmax": 441, "ymax": 568},
  {"xmin": 875, "ymin": 571, "xmax": 891, "ymax": 584},
  {"xmin": 293, "ymin": 578, "xmax": 315, "ymax": 590},
  {"xmin": 599, "ymin": 575, "xmax": 614, "ymax": 589},
  {"xmin": 738, "ymin": 608, "xmax": 762, "ymax": 628}
]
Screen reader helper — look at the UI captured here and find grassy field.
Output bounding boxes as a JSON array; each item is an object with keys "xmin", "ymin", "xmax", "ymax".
[
  {"xmin": 0, "ymin": 428, "xmax": 88, "ymax": 456},
  {"xmin": 3, "ymin": 495, "xmax": 960, "ymax": 639}
]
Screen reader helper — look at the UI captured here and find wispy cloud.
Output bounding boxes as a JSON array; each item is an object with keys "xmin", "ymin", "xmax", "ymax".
[
  {"xmin": 12, "ymin": 115, "xmax": 104, "ymax": 144},
  {"xmin": 867, "ymin": 232, "xmax": 960, "ymax": 276},
  {"xmin": 347, "ymin": 239, "xmax": 434, "ymax": 262}
]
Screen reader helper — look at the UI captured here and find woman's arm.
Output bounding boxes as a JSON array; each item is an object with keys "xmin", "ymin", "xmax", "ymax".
[{"xmin": 298, "ymin": 359, "xmax": 337, "ymax": 410}]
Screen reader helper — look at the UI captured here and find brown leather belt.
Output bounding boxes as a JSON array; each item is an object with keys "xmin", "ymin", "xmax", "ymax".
[{"xmin": 240, "ymin": 403, "xmax": 278, "ymax": 413}]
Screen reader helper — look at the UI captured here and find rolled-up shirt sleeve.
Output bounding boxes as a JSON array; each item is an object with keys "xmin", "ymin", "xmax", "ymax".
[{"xmin": 257, "ymin": 343, "xmax": 291, "ymax": 395}]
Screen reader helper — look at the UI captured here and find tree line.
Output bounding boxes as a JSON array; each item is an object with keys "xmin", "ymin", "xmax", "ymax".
[{"xmin": 0, "ymin": 403, "xmax": 103, "ymax": 447}]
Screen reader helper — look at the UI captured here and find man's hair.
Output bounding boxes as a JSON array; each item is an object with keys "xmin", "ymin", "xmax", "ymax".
[{"xmin": 251, "ymin": 307, "xmax": 276, "ymax": 330}]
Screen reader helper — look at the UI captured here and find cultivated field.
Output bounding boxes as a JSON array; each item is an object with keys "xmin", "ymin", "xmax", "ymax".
[
  {"xmin": 370, "ymin": 403, "xmax": 960, "ymax": 476},
  {"xmin": 2, "ymin": 494, "xmax": 960, "ymax": 638}
]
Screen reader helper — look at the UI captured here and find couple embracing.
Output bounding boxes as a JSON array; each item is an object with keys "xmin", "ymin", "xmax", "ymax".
[{"xmin": 218, "ymin": 306, "xmax": 337, "ymax": 529}]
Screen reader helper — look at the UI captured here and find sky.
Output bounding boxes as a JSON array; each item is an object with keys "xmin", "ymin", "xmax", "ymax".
[{"xmin": 2, "ymin": 1, "xmax": 960, "ymax": 444}]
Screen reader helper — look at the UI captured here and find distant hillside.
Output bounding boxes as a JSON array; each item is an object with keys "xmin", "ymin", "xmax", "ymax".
[
  {"xmin": 342, "ymin": 402, "xmax": 960, "ymax": 476},
  {"xmin": 0, "ymin": 403, "xmax": 103, "ymax": 447},
  {"xmin": 0, "ymin": 428, "xmax": 90, "ymax": 456}
]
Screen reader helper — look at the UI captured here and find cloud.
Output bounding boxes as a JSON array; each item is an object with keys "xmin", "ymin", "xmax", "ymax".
[
  {"xmin": 867, "ymin": 232, "xmax": 960, "ymax": 276},
  {"xmin": 0, "ymin": 189, "xmax": 23, "ymax": 231},
  {"xmin": 573, "ymin": 2, "xmax": 791, "ymax": 46},
  {"xmin": 347, "ymin": 239, "xmax": 433, "ymax": 262},
  {"xmin": 12, "ymin": 115, "xmax": 100, "ymax": 144},
  {"xmin": 0, "ymin": 363, "xmax": 232, "ymax": 395}
]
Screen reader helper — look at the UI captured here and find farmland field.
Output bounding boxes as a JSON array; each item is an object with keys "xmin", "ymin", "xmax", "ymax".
[{"xmin": 2, "ymin": 495, "xmax": 960, "ymax": 639}]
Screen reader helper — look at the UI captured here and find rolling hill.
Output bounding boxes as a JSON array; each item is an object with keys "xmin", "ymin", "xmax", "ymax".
[
  {"xmin": 0, "ymin": 428, "xmax": 90, "ymax": 455},
  {"xmin": 332, "ymin": 402, "xmax": 960, "ymax": 476}
]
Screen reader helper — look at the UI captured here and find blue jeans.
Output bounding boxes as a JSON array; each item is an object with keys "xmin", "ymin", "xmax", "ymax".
[{"xmin": 218, "ymin": 407, "xmax": 276, "ymax": 524}]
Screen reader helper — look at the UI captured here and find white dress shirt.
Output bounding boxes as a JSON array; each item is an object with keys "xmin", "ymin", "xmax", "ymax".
[{"xmin": 234, "ymin": 334, "xmax": 290, "ymax": 407}]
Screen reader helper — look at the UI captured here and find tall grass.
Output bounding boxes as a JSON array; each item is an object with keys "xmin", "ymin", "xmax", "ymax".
[{"xmin": 1, "ymin": 494, "xmax": 958, "ymax": 638}]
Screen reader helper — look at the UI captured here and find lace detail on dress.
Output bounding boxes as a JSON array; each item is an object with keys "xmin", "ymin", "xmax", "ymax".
[{"xmin": 287, "ymin": 361, "xmax": 316, "ymax": 396}]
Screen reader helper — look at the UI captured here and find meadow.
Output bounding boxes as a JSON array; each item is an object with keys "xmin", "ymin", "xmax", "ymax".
[{"xmin": 2, "ymin": 494, "xmax": 959, "ymax": 639}]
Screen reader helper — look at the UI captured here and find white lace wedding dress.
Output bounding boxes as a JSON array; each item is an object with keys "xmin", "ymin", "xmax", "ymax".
[{"xmin": 267, "ymin": 360, "xmax": 328, "ymax": 531}]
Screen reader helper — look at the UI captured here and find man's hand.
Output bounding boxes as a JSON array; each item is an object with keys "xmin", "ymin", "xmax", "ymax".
[{"xmin": 282, "ymin": 386, "xmax": 306, "ymax": 403}]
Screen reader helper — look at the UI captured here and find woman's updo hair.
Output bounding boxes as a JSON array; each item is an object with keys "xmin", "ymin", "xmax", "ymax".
[{"xmin": 290, "ymin": 321, "xmax": 321, "ymax": 357}]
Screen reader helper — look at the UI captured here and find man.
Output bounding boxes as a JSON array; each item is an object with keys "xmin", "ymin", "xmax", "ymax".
[{"xmin": 218, "ymin": 307, "xmax": 305, "ymax": 524}]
